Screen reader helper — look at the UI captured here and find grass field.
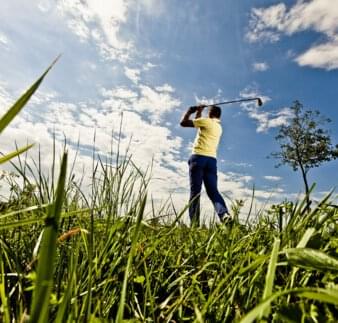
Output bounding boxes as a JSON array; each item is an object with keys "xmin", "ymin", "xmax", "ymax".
[{"xmin": 0, "ymin": 61, "xmax": 338, "ymax": 322}]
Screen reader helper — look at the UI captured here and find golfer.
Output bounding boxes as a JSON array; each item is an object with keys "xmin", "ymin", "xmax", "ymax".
[{"xmin": 180, "ymin": 104, "xmax": 230, "ymax": 226}]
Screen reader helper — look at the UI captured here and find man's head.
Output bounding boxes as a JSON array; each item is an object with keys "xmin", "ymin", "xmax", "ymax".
[{"xmin": 208, "ymin": 105, "xmax": 221, "ymax": 119}]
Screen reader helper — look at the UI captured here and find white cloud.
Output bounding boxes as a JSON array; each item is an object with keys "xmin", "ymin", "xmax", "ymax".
[
  {"xmin": 286, "ymin": 49, "xmax": 296, "ymax": 58},
  {"xmin": 221, "ymin": 160, "xmax": 253, "ymax": 168},
  {"xmin": 37, "ymin": 0, "xmax": 52, "ymax": 13},
  {"xmin": 134, "ymin": 84, "xmax": 181, "ymax": 122},
  {"xmin": 56, "ymin": 0, "xmax": 132, "ymax": 61},
  {"xmin": 295, "ymin": 37, "xmax": 338, "ymax": 70},
  {"xmin": 0, "ymin": 87, "xmax": 186, "ymax": 199},
  {"xmin": 102, "ymin": 87, "xmax": 137, "ymax": 100},
  {"xmin": 100, "ymin": 83, "xmax": 181, "ymax": 123},
  {"xmin": 264, "ymin": 175, "xmax": 282, "ymax": 181},
  {"xmin": 254, "ymin": 187, "xmax": 285, "ymax": 199},
  {"xmin": 227, "ymin": 172, "xmax": 253, "ymax": 183},
  {"xmin": 215, "ymin": 170, "xmax": 287, "ymax": 221},
  {"xmin": 143, "ymin": 62, "xmax": 157, "ymax": 71},
  {"xmin": 247, "ymin": 0, "xmax": 338, "ymax": 42},
  {"xmin": 194, "ymin": 89, "xmax": 225, "ymax": 105},
  {"xmin": 252, "ymin": 62, "xmax": 269, "ymax": 72},
  {"xmin": 247, "ymin": 0, "xmax": 338, "ymax": 70},
  {"xmin": 0, "ymin": 82, "xmax": 13, "ymax": 109},
  {"xmin": 29, "ymin": 90, "xmax": 58, "ymax": 106},
  {"xmin": 68, "ymin": 19, "xmax": 90, "ymax": 41},
  {"xmin": 155, "ymin": 83, "xmax": 175, "ymax": 93},
  {"xmin": 247, "ymin": 106, "xmax": 292, "ymax": 133},
  {"xmin": 124, "ymin": 67, "xmax": 141, "ymax": 84},
  {"xmin": 246, "ymin": 3, "xmax": 286, "ymax": 43},
  {"xmin": 239, "ymin": 87, "xmax": 292, "ymax": 133},
  {"xmin": 239, "ymin": 87, "xmax": 270, "ymax": 104},
  {"xmin": 195, "ymin": 86, "xmax": 291, "ymax": 133},
  {"xmin": 0, "ymin": 31, "xmax": 9, "ymax": 47}
]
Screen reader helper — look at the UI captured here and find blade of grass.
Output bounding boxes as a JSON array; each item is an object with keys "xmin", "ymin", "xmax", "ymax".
[
  {"xmin": 260, "ymin": 238, "xmax": 280, "ymax": 318},
  {"xmin": 240, "ymin": 287, "xmax": 338, "ymax": 323},
  {"xmin": 55, "ymin": 239, "xmax": 79, "ymax": 322},
  {"xmin": 0, "ymin": 249, "xmax": 10, "ymax": 323},
  {"xmin": 285, "ymin": 248, "xmax": 338, "ymax": 271},
  {"xmin": 0, "ymin": 203, "xmax": 49, "ymax": 220},
  {"xmin": 287, "ymin": 227, "xmax": 316, "ymax": 300},
  {"xmin": 0, "ymin": 56, "xmax": 60, "ymax": 134},
  {"xmin": 0, "ymin": 208, "xmax": 90, "ymax": 231},
  {"xmin": 0, "ymin": 144, "xmax": 34, "ymax": 165},
  {"xmin": 115, "ymin": 192, "xmax": 147, "ymax": 323},
  {"xmin": 29, "ymin": 152, "xmax": 67, "ymax": 323},
  {"xmin": 297, "ymin": 227, "xmax": 316, "ymax": 248}
]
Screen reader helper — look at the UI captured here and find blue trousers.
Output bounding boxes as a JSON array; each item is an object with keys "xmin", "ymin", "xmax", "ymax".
[{"xmin": 188, "ymin": 154, "xmax": 228, "ymax": 226}]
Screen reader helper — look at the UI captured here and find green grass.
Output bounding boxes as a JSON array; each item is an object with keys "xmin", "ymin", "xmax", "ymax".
[
  {"xmin": 0, "ymin": 59, "xmax": 338, "ymax": 322},
  {"xmin": 0, "ymin": 149, "xmax": 337, "ymax": 322}
]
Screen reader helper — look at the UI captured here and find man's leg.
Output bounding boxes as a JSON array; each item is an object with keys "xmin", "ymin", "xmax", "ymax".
[
  {"xmin": 188, "ymin": 155, "xmax": 204, "ymax": 227},
  {"xmin": 203, "ymin": 158, "xmax": 229, "ymax": 221}
]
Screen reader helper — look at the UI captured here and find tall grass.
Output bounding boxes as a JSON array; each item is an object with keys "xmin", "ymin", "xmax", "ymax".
[
  {"xmin": 1, "ymin": 145, "xmax": 337, "ymax": 321},
  {"xmin": 0, "ymin": 60, "xmax": 338, "ymax": 322}
]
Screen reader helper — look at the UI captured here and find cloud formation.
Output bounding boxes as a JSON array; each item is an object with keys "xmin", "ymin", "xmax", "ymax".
[
  {"xmin": 295, "ymin": 37, "xmax": 338, "ymax": 70},
  {"xmin": 0, "ymin": 31, "xmax": 9, "ymax": 48},
  {"xmin": 239, "ymin": 87, "xmax": 293, "ymax": 133},
  {"xmin": 0, "ymin": 83, "xmax": 186, "ymax": 198},
  {"xmin": 264, "ymin": 175, "xmax": 282, "ymax": 181},
  {"xmin": 56, "ymin": 0, "xmax": 132, "ymax": 61},
  {"xmin": 247, "ymin": 0, "xmax": 338, "ymax": 70},
  {"xmin": 252, "ymin": 62, "xmax": 269, "ymax": 72},
  {"xmin": 124, "ymin": 67, "xmax": 141, "ymax": 84},
  {"xmin": 0, "ymin": 82, "xmax": 13, "ymax": 108}
]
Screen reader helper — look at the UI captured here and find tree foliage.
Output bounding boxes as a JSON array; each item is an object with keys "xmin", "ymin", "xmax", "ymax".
[{"xmin": 271, "ymin": 100, "xmax": 338, "ymax": 197}]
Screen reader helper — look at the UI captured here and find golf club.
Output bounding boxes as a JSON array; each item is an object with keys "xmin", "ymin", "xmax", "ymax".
[{"xmin": 206, "ymin": 97, "xmax": 263, "ymax": 107}]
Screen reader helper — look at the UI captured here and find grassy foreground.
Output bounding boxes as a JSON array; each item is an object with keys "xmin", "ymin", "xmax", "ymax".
[{"xmin": 0, "ymin": 149, "xmax": 338, "ymax": 323}]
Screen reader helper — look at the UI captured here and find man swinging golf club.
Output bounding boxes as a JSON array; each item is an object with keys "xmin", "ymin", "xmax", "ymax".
[
  {"xmin": 180, "ymin": 104, "xmax": 231, "ymax": 227},
  {"xmin": 180, "ymin": 97, "xmax": 262, "ymax": 226}
]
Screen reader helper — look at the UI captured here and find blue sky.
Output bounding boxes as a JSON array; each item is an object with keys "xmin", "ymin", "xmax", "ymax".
[{"xmin": 0, "ymin": 0, "xmax": 337, "ymax": 219}]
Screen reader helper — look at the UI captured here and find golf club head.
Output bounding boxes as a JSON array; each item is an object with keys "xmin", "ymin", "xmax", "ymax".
[{"xmin": 257, "ymin": 98, "xmax": 263, "ymax": 106}]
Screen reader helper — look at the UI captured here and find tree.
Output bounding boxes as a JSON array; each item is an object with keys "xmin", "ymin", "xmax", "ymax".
[{"xmin": 271, "ymin": 100, "xmax": 338, "ymax": 206}]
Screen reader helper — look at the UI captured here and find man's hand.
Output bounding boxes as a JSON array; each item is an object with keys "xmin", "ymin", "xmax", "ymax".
[
  {"xmin": 180, "ymin": 104, "xmax": 207, "ymax": 127},
  {"xmin": 189, "ymin": 104, "xmax": 206, "ymax": 114},
  {"xmin": 188, "ymin": 106, "xmax": 197, "ymax": 113},
  {"xmin": 195, "ymin": 104, "xmax": 206, "ymax": 119}
]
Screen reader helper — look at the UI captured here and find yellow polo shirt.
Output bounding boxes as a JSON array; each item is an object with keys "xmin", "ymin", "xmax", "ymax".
[{"xmin": 192, "ymin": 117, "xmax": 222, "ymax": 158}]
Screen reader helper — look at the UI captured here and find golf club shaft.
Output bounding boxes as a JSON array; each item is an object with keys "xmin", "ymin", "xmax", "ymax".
[{"xmin": 206, "ymin": 97, "xmax": 261, "ymax": 107}]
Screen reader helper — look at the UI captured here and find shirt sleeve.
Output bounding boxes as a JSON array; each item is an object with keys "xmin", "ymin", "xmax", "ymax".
[{"xmin": 192, "ymin": 118, "xmax": 211, "ymax": 128}]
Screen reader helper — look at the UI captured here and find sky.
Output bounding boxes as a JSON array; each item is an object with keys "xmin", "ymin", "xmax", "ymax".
[{"xmin": 0, "ymin": 0, "xmax": 337, "ymax": 222}]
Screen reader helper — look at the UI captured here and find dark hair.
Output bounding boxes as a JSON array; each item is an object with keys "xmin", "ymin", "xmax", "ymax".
[{"xmin": 209, "ymin": 105, "xmax": 221, "ymax": 119}]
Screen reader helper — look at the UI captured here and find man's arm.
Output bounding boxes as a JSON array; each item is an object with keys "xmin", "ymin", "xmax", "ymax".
[{"xmin": 180, "ymin": 105, "xmax": 206, "ymax": 127}]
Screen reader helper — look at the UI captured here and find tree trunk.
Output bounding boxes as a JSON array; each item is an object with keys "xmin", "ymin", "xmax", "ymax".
[
  {"xmin": 295, "ymin": 146, "xmax": 311, "ymax": 212},
  {"xmin": 299, "ymin": 163, "xmax": 311, "ymax": 211}
]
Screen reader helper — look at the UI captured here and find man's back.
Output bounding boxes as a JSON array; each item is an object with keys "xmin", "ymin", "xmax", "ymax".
[{"xmin": 192, "ymin": 117, "xmax": 222, "ymax": 158}]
